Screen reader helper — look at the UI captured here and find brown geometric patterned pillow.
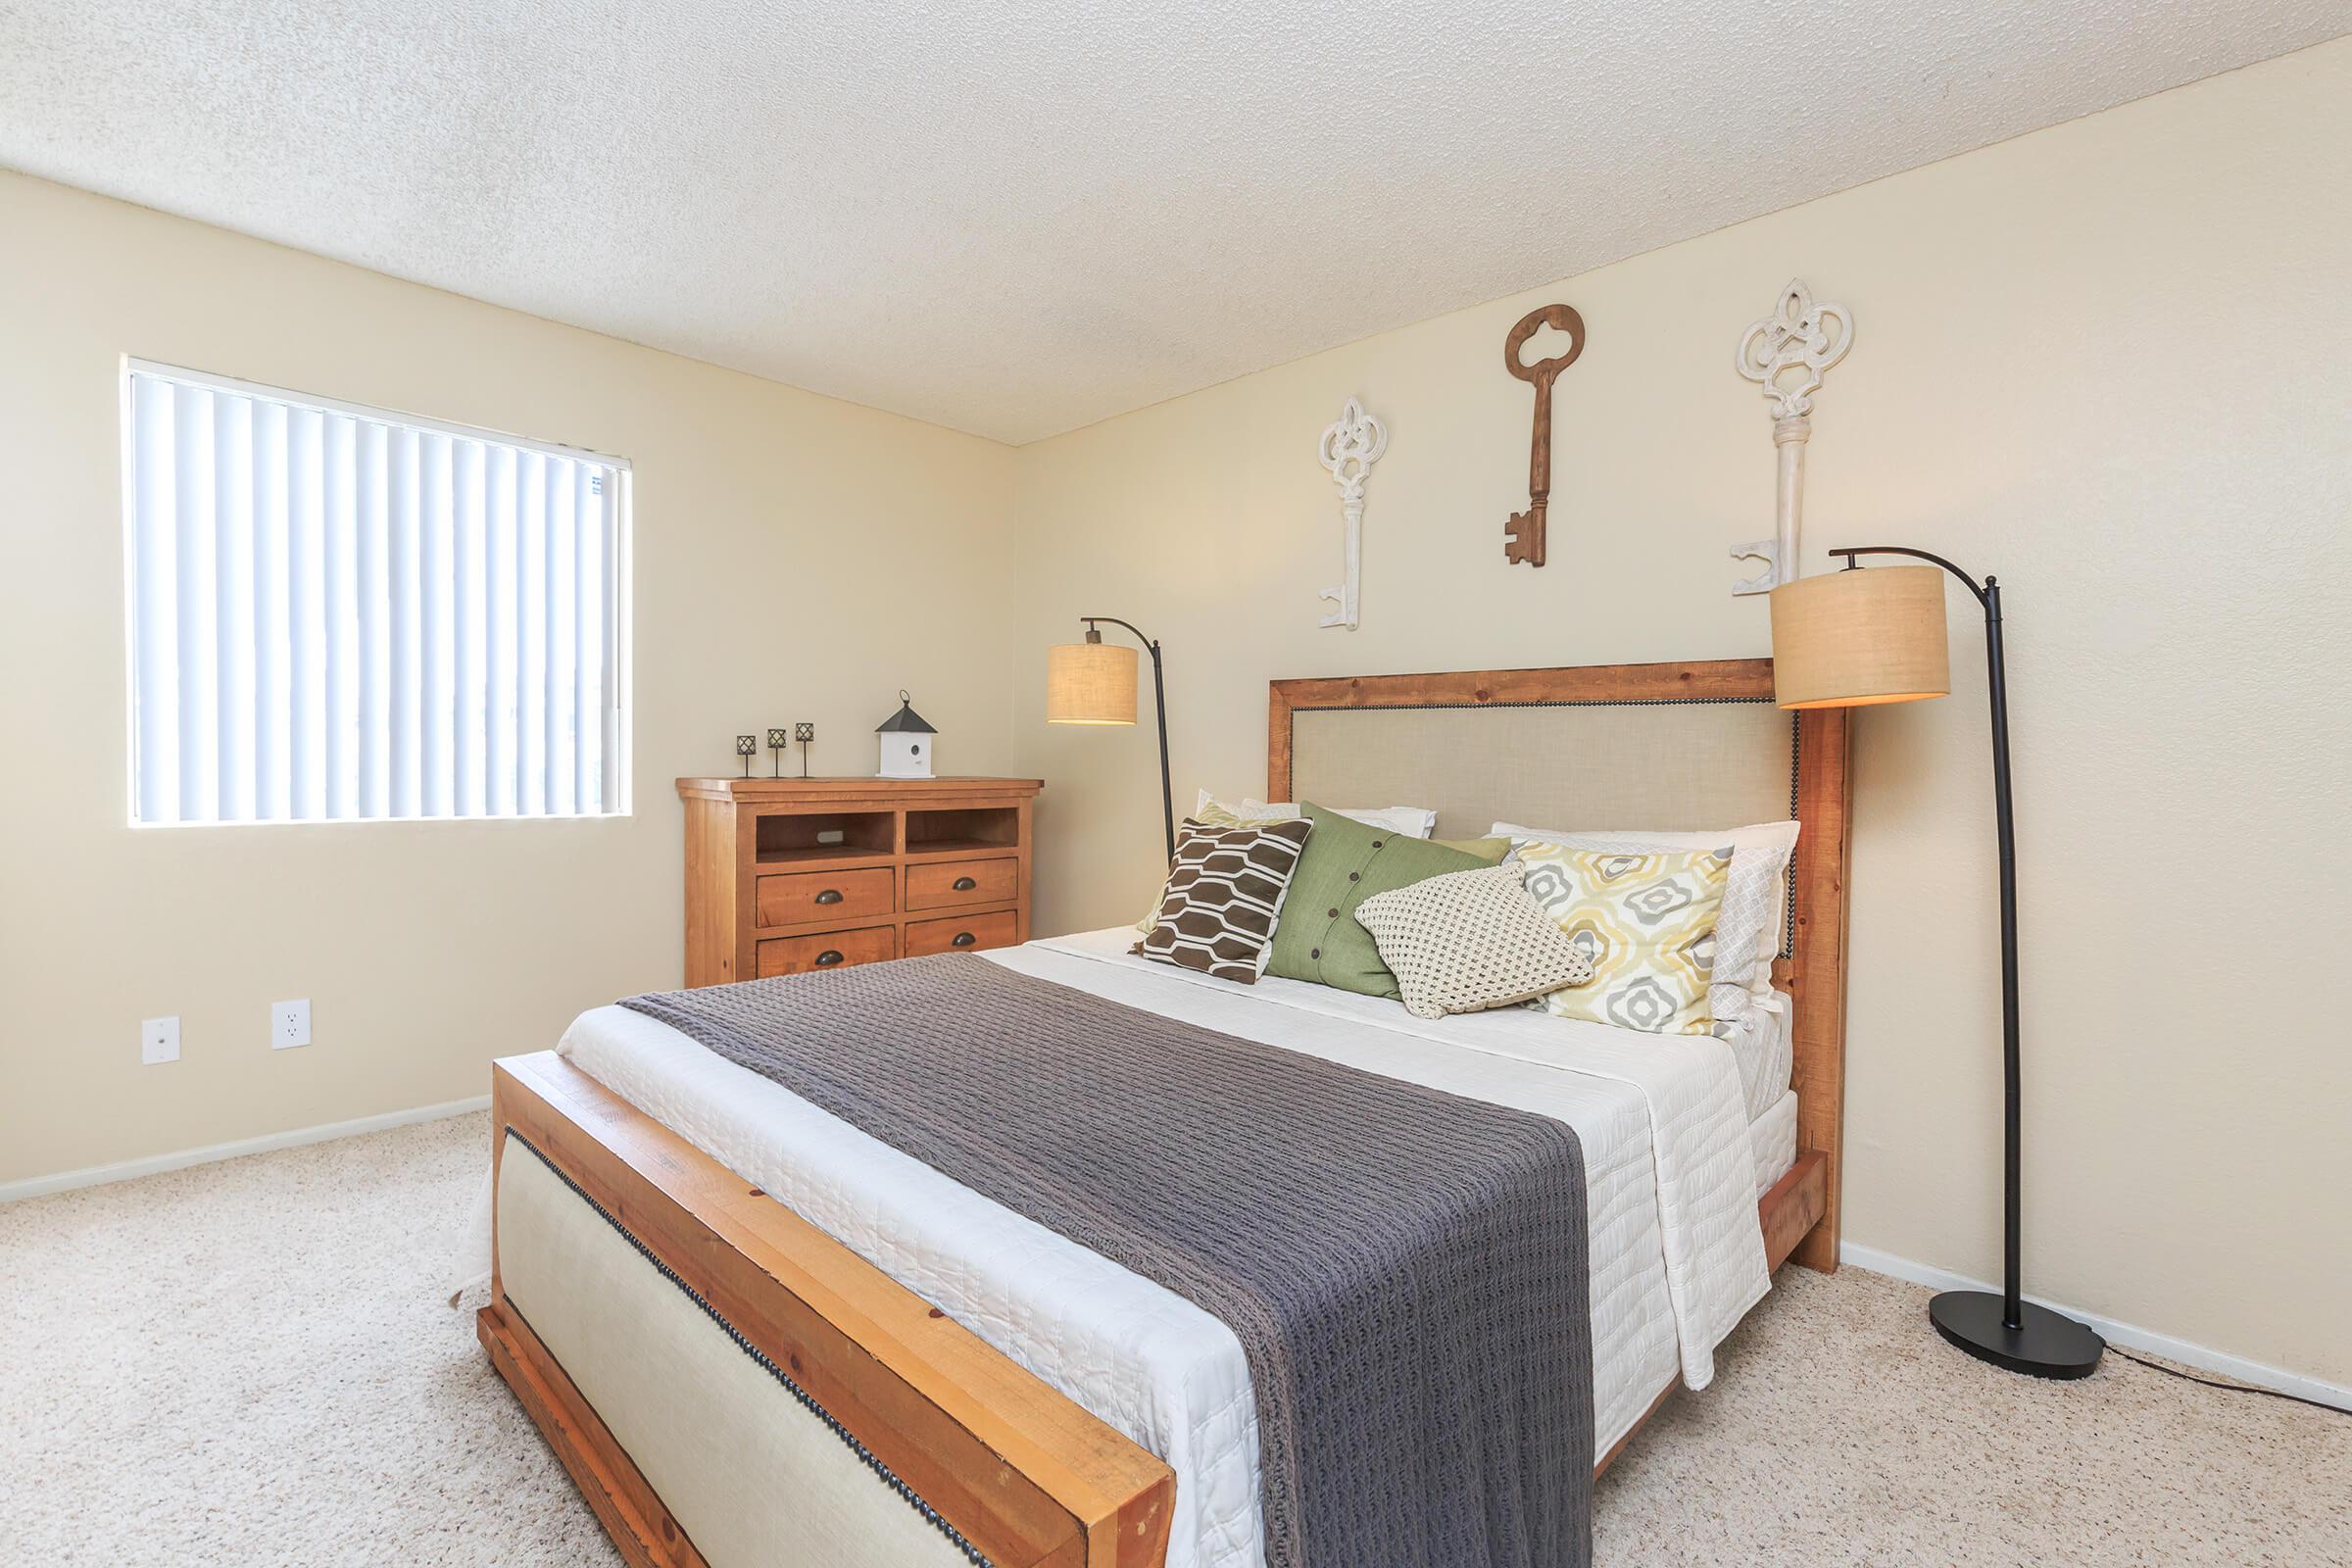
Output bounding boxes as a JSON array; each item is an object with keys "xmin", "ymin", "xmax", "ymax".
[{"xmin": 1133, "ymin": 817, "xmax": 1314, "ymax": 984}]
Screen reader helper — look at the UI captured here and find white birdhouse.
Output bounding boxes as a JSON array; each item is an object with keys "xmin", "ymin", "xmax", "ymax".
[{"xmin": 875, "ymin": 690, "xmax": 937, "ymax": 778}]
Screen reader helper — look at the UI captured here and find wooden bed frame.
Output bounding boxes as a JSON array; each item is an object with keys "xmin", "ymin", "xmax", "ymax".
[{"xmin": 478, "ymin": 658, "xmax": 1850, "ymax": 1567}]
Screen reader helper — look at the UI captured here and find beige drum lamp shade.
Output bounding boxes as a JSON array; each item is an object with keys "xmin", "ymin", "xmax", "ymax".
[
  {"xmin": 1770, "ymin": 564, "xmax": 1952, "ymax": 710},
  {"xmin": 1046, "ymin": 614, "xmax": 1174, "ymax": 859},
  {"xmin": 1046, "ymin": 639, "xmax": 1139, "ymax": 724}
]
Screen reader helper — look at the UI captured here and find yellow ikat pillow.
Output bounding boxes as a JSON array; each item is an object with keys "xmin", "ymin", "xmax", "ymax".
[{"xmin": 1517, "ymin": 843, "xmax": 1733, "ymax": 1035}]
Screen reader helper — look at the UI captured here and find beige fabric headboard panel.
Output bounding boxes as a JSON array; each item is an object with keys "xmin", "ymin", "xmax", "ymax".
[{"xmin": 1288, "ymin": 702, "xmax": 1795, "ymax": 843}]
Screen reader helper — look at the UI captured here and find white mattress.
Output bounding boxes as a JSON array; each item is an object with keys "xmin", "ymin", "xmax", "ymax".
[{"xmin": 557, "ymin": 931, "xmax": 1774, "ymax": 1568}]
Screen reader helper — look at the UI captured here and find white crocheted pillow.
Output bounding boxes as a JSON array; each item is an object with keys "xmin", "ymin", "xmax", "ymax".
[{"xmin": 1351, "ymin": 863, "xmax": 1594, "ymax": 1020}]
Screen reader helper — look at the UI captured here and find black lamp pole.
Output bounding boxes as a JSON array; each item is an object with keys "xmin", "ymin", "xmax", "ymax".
[
  {"xmin": 1080, "ymin": 616, "xmax": 1175, "ymax": 865},
  {"xmin": 1830, "ymin": 547, "xmax": 2102, "ymax": 1379}
]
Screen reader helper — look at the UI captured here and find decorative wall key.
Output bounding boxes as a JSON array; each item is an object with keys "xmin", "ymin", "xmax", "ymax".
[
  {"xmin": 1316, "ymin": 396, "xmax": 1388, "ymax": 630},
  {"xmin": 1730, "ymin": 278, "xmax": 1853, "ymax": 594},
  {"xmin": 1501, "ymin": 303, "xmax": 1585, "ymax": 567}
]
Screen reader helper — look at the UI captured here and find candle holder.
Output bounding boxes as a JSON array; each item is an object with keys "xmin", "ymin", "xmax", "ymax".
[
  {"xmin": 734, "ymin": 734, "xmax": 757, "ymax": 778},
  {"xmin": 795, "ymin": 722, "xmax": 815, "ymax": 778},
  {"xmin": 766, "ymin": 728, "xmax": 789, "ymax": 778}
]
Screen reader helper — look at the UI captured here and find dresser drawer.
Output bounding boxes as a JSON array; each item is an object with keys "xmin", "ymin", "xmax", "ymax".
[
  {"xmin": 757, "ymin": 867, "xmax": 896, "ymax": 928},
  {"xmin": 905, "ymin": 909, "xmax": 1018, "ymax": 957},
  {"xmin": 905, "ymin": 857, "xmax": 1018, "ymax": 911},
  {"xmin": 755, "ymin": 925, "xmax": 898, "ymax": 977}
]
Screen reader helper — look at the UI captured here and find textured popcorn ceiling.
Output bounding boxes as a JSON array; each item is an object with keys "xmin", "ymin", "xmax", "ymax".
[{"xmin": 2, "ymin": 2, "xmax": 2342, "ymax": 444}]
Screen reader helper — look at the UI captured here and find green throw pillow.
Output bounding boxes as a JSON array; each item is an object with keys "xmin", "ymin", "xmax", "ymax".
[{"xmin": 1267, "ymin": 805, "xmax": 1507, "ymax": 998}]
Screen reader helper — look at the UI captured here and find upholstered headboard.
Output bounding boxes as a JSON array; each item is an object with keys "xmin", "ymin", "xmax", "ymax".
[{"xmin": 1267, "ymin": 659, "xmax": 1852, "ymax": 1270}]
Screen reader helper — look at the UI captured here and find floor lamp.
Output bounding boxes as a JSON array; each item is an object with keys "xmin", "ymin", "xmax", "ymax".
[
  {"xmin": 1771, "ymin": 549, "xmax": 2103, "ymax": 1380},
  {"xmin": 1045, "ymin": 617, "xmax": 1176, "ymax": 865}
]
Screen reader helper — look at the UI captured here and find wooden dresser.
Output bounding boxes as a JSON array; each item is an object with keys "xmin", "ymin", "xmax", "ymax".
[{"xmin": 676, "ymin": 776, "xmax": 1043, "ymax": 988}]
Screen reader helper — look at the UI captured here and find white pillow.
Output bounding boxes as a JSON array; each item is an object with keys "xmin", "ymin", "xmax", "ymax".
[
  {"xmin": 1210, "ymin": 792, "xmax": 1437, "ymax": 840},
  {"xmin": 1489, "ymin": 818, "xmax": 1800, "ymax": 1015}
]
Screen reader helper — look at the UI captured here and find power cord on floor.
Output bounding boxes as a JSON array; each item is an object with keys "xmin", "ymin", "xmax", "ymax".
[{"xmin": 2107, "ymin": 1343, "xmax": 2349, "ymax": 1416}]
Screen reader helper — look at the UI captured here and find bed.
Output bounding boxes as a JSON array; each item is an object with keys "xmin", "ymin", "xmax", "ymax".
[{"xmin": 477, "ymin": 659, "xmax": 1851, "ymax": 1568}]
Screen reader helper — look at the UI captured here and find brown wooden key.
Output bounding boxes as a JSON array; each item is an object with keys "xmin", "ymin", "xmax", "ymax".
[{"xmin": 1501, "ymin": 303, "xmax": 1585, "ymax": 566}]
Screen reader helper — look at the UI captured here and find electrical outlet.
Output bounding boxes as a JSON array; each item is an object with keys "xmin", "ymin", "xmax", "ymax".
[
  {"xmin": 270, "ymin": 999, "xmax": 312, "ymax": 1050},
  {"xmin": 141, "ymin": 1016, "xmax": 180, "ymax": 1065}
]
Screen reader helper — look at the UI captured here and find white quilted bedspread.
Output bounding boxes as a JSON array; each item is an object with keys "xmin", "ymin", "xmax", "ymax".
[{"xmin": 554, "ymin": 930, "xmax": 1770, "ymax": 1568}]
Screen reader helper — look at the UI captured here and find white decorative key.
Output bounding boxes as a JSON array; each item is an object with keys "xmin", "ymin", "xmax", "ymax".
[
  {"xmin": 1732, "ymin": 279, "xmax": 1853, "ymax": 594},
  {"xmin": 1317, "ymin": 396, "xmax": 1388, "ymax": 629}
]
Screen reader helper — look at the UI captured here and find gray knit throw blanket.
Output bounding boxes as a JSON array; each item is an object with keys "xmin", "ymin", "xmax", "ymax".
[{"xmin": 621, "ymin": 955, "xmax": 1592, "ymax": 1568}]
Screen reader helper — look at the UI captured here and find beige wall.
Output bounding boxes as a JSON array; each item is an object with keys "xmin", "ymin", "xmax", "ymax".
[
  {"xmin": 1011, "ymin": 40, "xmax": 2352, "ymax": 1383},
  {"xmin": 0, "ymin": 172, "xmax": 1019, "ymax": 1184}
]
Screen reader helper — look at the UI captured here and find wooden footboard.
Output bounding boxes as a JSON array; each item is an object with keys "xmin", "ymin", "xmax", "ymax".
[
  {"xmin": 484, "ymin": 1050, "xmax": 1827, "ymax": 1558},
  {"xmin": 481, "ymin": 1051, "xmax": 1175, "ymax": 1568}
]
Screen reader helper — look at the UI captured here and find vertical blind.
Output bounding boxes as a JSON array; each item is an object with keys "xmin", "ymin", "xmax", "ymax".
[{"xmin": 123, "ymin": 363, "xmax": 629, "ymax": 824}]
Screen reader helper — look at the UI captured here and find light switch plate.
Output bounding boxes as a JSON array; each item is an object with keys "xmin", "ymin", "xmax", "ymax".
[
  {"xmin": 141, "ymin": 1015, "xmax": 180, "ymax": 1065},
  {"xmin": 271, "ymin": 999, "xmax": 312, "ymax": 1050}
]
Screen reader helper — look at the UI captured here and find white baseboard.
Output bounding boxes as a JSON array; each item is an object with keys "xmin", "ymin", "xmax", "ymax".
[
  {"xmin": 1839, "ymin": 1241, "xmax": 2352, "ymax": 1413},
  {"xmin": 0, "ymin": 1096, "xmax": 493, "ymax": 1205}
]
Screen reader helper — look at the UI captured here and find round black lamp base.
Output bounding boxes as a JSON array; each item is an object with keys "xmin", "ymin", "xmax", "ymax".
[{"xmin": 1930, "ymin": 1291, "xmax": 2105, "ymax": 1380}]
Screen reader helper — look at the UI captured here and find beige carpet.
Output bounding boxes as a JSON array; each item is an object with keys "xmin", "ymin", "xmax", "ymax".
[{"xmin": 2, "ymin": 1111, "xmax": 2343, "ymax": 1566}]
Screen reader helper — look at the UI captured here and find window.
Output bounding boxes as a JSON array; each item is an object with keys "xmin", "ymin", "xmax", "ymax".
[{"xmin": 122, "ymin": 361, "xmax": 630, "ymax": 825}]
